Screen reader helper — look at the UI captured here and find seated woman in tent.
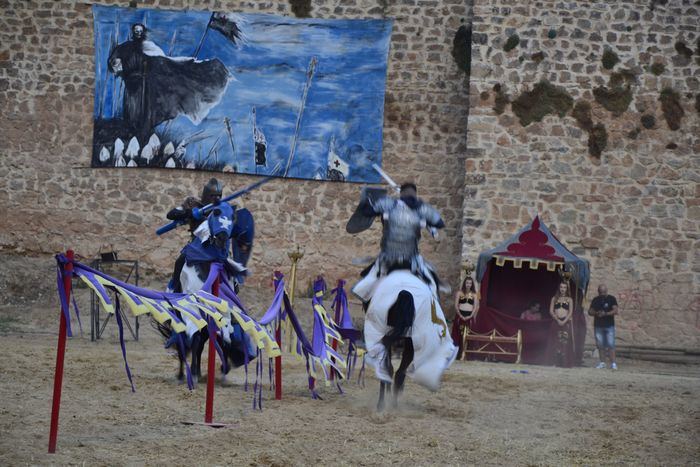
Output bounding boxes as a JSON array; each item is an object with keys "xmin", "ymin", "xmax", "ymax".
[
  {"xmin": 547, "ymin": 282, "xmax": 575, "ymax": 367},
  {"xmin": 451, "ymin": 276, "xmax": 479, "ymax": 360},
  {"xmin": 520, "ymin": 300, "xmax": 543, "ymax": 320}
]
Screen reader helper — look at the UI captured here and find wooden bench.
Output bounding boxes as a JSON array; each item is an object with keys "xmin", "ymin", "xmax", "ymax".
[{"xmin": 462, "ymin": 328, "xmax": 522, "ymax": 364}]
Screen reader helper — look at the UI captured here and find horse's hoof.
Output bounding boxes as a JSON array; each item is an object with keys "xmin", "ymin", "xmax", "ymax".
[{"xmin": 220, "ymin": 374, "xmax": 235, "ymax": 386}]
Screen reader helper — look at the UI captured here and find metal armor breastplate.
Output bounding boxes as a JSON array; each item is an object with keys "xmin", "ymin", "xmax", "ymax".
[{"xmin": 380, "ymin": 200, "xmax": 421, "ymax": 263}]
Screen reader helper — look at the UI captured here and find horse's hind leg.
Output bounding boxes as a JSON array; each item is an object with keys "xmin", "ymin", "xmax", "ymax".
[
  {"xmin": 392, "ymin": 338, "xmax": 414, "ymax": 408},
  {"xmin": 191, "ymin": 331, "xmax": 206, "ymax": 381},
  {"xmin": 377, "ymin": 347, "xmax": 394, "ymax": 412},
  {"xmin": 178, "ymin": 357, "xmax": 185, "ymax": 383},
  {"xmin": 377, "ymin": 381, "xmax": 388, "ymax": 412},
  {"xmin": 174, "ymin": 340, "xmax": 185, "ymax": 382}
]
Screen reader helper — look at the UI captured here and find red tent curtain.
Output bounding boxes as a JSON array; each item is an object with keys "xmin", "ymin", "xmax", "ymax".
[{"xmin": 469, "ymin": 259, "xmax": 586, "ymax": 365}]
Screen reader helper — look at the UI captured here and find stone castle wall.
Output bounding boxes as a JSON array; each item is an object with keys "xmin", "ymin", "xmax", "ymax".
[
  {"xmin": 463, "ymin": 0, "xmax": 699, "ymax": 347},
  {"xmin": 0, "ymin": 0, "xmax": 470, "ymax": 298},
  {"xmin": 2, "ymin": 0, "xmax": 698, "ymax": 348}
]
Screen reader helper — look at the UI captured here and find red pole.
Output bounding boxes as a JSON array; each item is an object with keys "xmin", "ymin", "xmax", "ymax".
[
  {"xmin": 272, "ymin": 272, "xmax": 282, "ymax": 400},
  {"xmin": 204, "ymin": 275, "xmax": 219, "ymax": 424},
  {"xmin": 274, "ymin": 322, "xmax": 282, "ymax": 400},
  {"xmin": 48, "ymin": 249, "xmax": 74, "ymax": 453}
]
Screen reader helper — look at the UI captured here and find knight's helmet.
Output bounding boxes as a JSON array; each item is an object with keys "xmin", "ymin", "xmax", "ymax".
[{"xmin": 201, "ymin": 178, "xmax": 223, "ymax": 204}]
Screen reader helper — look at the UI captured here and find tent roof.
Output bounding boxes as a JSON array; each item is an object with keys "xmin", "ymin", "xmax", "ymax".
[{"xmin": 476, "ymin": 216, "xmax": 590, "ymax": 291}]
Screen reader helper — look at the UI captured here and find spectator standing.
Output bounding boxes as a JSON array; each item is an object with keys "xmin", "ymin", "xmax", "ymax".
[{"xmin": 588, "ymin": 284, "xmax": 619, "ymax": 370}]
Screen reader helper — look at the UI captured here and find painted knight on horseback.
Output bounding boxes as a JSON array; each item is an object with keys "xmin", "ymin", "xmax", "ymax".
[{"xmin": 347, "ymin": 167, "xmax": 457, "ymax": 410}]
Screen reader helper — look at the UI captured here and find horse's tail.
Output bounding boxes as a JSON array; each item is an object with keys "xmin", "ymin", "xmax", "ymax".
[
  {"xmin": 151, "ymin": 317, "xmax": 172, "ymax": 342},
  {"xmin": 382, "ymin": 290, "xmax": 415, "ymax": 351},
  {"xmin": 150, "ymin": 318, "xmax": 184, "ymax": 356}
]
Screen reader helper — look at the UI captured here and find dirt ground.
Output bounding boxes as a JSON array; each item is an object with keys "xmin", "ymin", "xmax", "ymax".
[{"xmin": 1, "ymin": 295, "xmax": 699, "ymax": 466}]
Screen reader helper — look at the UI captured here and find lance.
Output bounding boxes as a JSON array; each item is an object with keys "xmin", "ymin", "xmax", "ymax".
[{"xmin": 156, "ymin": 163, "xmax": 281, "ymax": 236}]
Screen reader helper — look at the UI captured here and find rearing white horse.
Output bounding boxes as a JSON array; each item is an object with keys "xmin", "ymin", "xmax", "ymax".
[{"xmin": 364, "ymin": 270, "xmax": 457, "ymax": 410}]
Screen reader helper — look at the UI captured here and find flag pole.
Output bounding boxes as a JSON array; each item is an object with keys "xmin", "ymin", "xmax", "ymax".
[
  {"xmin": 283, "ymin": 56, "xmax": 317, "ymax": 177},
  {"xmin": 193, "ymin": 13, "xmax": 214, "ymax": 59}
]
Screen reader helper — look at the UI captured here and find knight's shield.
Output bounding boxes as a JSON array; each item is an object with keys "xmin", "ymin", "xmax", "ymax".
[
  {"xmin": 346, "ymin": 187, "xmax": 387, "ymax": 234},
  {"xmin": 232, "ymin": 207, "xmax": 254, "ymax": 267}
]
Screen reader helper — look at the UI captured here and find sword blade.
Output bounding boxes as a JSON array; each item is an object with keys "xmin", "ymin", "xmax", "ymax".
[{"xmin": 371, "ymin": 164, "xmax": 399, "ymax": 192}]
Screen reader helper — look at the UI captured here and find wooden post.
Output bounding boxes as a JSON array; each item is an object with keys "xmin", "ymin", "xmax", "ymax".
[
  {"xmin": 204, "ymin": 274, "xmax": 219, "ymax": 424},
  {"xmin": 48, "ymin": 249, "xmax": 74, "ymax": 453},
  {"xmin": 287, "ymin": 247, "xmax": 304, "ymax": 391},
  {"xmin": 287, "ymin": 247, "xmax": 304, "ymax": 309}
]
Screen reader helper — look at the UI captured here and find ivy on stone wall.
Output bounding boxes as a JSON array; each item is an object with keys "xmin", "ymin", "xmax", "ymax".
[
  {"xmin": 572, "ymin": 100, "xmax": 593, "ymax": 131},
  {"xmin": 593, "ymin": 70, "xmax": 636, "ymax": 116},
  {"xmin": 674, "ymin": 41, "xmax": 693, "ymax": 58},
  {"xmin": 627, "ymin": 127, "xmax": 641, "ymax": 139},
  {"xmin": 588, "ymin": 123, "xmax": 608, "ymax": 159},
  {"xmin": 531, "ymin": 51, "xmax": 545, "ymax": 63},
  {"xmin": 641, "ymin": 114, "xmax": 656, "ymax": 129},
  {"xmin": 493, "ymin": 83, "xmax": 509, "ymax": 114},
  {"xmin": 452, "ymin": 25, "xmax": 472, "ymax": 74},
  {"xmin": 572, "ymin": 100, "xmax": 609, "ymax": 158},
  {"xmin": 659, "ymin": 88, "xmax": 684, "ymax": 130},
  {"xmin": 511, "ymin": 80, "xmax": 573, "ymax": 127},
  {"xmin": 289, "ymin": 0, "xmax": 312, "ymax": 18},
  {"xmin": 650, "ymin": 62, "xmax": 665, "ymax": 76},
  {"xmin": 503, "ymin": 34, "xmax": 520, "ymax": 52},
  {"xmin": 601, "ymin": 49, "xmax": 620, "ymax": 70}
]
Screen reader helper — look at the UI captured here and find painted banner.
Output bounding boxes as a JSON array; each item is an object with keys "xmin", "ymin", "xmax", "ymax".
[{"xmin": 91, "ymin": 5, "xmax": 392, "ymax": 182}]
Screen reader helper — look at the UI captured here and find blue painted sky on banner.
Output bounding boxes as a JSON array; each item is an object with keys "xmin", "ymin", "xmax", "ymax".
[{"xmin": 93, "ymin": 5, "xmax": 391, "ymax": 182}]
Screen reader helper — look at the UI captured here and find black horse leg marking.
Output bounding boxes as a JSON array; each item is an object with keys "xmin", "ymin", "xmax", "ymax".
[
  {"xmin": 191, "ymin": 330, "xmax": 206, "ymax": 381},
  {"xmin": 175, "ymin": 338, "xmax": 186, "ymax": 382},
  {"xmin": 178, "ymin": 357, "xmax": 185, "ymax": 382},
  {"xmin": 377, "ymin": 381, "xmax": 387, "ymax": 412},
  {"xmin": 377, "ymin": 347, "xmax": 394, "ymax": 412},
  {"xmin": 393, "ymin": 338, "xmax": 414, "ymax": 407}
]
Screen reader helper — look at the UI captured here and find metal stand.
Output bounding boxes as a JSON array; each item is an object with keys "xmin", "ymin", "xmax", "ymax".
[{"xmin": 89, "ymin": 259, "xmax": 140, "ymax": 341}]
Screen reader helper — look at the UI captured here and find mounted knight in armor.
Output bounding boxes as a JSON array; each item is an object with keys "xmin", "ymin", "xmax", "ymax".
[
  {"xmin": 346, "ymin": 167, "xmax": 456, "ymax": 410},
  {"xmin": 166, "ymin": 178, "xmax": 252, "ymax": 293},
  {"xmin": 349, "ymin": 180, "xmax": 446, "ymax": 305},
  {"xmin": 160, "ymin": 177, "xmax": 256, "ymax": 381}
]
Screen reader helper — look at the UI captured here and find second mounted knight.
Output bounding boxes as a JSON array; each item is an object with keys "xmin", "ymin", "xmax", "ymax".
[{"xmin": 347, "ymin": 175, "xmax": 447, "ymax": 306}]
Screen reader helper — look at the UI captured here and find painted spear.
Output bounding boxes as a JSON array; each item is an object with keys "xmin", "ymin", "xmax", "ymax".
[{"xmin": 283, "ymin": 56, "xmax": 318, "ymax": 178}]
